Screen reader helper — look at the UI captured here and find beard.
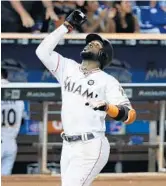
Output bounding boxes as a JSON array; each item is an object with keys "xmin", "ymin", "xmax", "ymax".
[{"xmin": 80, "ymin": 51, "xmax": 98, "ymax": 61}]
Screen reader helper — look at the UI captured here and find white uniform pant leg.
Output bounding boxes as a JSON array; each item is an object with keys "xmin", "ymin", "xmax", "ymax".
[
  {"xmin": 1, "ymin": 140, "xmax": 17, "ymax": 175},
  {"xmin": 60, "ymin": 141, "xmax": 72, "ymax": 182},
  {"xmin": 61, "ymin": 136, "xmax": 110, "ymax": 186}
]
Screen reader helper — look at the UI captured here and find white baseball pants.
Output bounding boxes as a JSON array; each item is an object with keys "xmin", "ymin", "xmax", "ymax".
[
  {"xmin": 60, "ymin": 134, "xmax": 110, "ymax": 186},
  {"xmin": 1, "ymin": 139, "xmax": 17, "ymax": 175}
]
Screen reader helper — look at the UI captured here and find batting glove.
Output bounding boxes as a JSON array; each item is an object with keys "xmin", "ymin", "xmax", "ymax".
[{"xmin": 64, "ymin": 10, "xmax": 87, "ymax": 32}]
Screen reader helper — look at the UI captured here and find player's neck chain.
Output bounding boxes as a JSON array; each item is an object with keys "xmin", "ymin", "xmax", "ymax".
[{"xmin": 79, "ymin": 66, "xmax": 101, "ymax": 76}]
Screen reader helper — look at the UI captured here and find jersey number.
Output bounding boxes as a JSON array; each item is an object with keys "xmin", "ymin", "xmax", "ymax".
[{"xmin": 2, "ymin": 109, "xmax": 16, "ymax": 126}]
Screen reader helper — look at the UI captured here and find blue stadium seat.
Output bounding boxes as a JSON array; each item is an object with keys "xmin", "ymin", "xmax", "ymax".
[{"xmin": 133, "ymin": 6, "xmax": 161, "ymax": 33}]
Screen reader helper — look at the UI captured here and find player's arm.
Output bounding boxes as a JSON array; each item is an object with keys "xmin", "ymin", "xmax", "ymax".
[
  {"xmin": 105, "ymin": 83, "xmax": 136, "ymax": 124},
  {"xmin": 86, "ymin": 82, "xmax": 136, "ymax": 124},
  {"xmin": 36, "ymin": 10, "xmax": 86, "ymax": 70},
  {"xmin": 35, "ymin": 24, "xmax": 68, "ymax": 71},
  {"xmin": 36, "ymin": 11, "xmax": 85, "ymax": 83},
  {"xmin": 105, "ymin": 103, "xmax": 136, "ymax": 124}
]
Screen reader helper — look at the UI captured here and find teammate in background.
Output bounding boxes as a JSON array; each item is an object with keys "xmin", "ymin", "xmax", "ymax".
[
  {"xmin": 1, "ymin": 68, "xmax": 24, "ymax": 175},
  {"xmin": 36, "ymin": 10, "xmax": 136, "ymax": 186}
]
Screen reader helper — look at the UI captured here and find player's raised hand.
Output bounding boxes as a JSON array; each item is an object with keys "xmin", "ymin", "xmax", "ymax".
[
  {"xmin": 65, "ymin": 10, "xmax": 87, "ymax": 29},
  {"xmin": 85, "ymin": 100, "xmax": 108, "ymax": 111}
]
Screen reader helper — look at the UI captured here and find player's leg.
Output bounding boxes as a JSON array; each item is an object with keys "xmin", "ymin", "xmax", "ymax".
[
  {"xmin": 62, "ymin": 136, "xmax": 110, "ymax": 186},
  {"xmin": 1, "ymin": 153, "xmax": 17, "ymax": 175},
  {"xmin": 1, "ymin": 141, "xmax": 6, "ymax": 175},
  {"xmin": 82, "ymin": 137, "xmax": 110, "ymax": 186},
  {"xmin": 1, "ymin": 141, "xmax": 17, "ymax": 175},
  {"xmin": 60, "ymin": 141, "xmax": 72, "ymax": 182}
]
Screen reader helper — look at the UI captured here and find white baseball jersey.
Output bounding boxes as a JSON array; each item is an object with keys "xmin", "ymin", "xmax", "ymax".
[
  {"xmin": 1, "ymin": 79, "xmax": 24, "ymax": 140},
  {"xmin": 36, "ymin": 25, "xmax": 131, "ymax": 135}
]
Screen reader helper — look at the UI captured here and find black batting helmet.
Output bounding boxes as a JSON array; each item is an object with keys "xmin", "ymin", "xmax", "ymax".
[{"xmin": 85, "ymin": 33, "xmax": 113, "ymax": 69}]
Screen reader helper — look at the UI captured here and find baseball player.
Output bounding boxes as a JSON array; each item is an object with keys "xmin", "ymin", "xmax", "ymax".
[
  {"xmin": 1, "ymin": 68, "xmax": 24, "ymax": 175},
  {"xmin": 36, "ymin": 10, "xmax": 136, "ymax": 186}
]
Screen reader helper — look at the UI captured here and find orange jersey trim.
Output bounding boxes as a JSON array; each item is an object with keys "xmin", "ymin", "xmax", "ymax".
[{"xmin": 55, "ymin": 54, "xmax": 60, "ymax": 72}]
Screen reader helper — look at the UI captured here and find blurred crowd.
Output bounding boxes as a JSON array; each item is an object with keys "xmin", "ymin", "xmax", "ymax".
[{"xmin": 1, "ymin": 0, "xmax": 166, "ymax": 33}]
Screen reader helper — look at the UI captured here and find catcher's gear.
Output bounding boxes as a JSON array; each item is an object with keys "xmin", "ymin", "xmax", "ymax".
[
  {"xmin": 65, "ymin": 10, "xmax": 87, "ymax": 28},
  {"xmin": 84, "ymin": 34, "xmax": 113, "ymax": 69}
]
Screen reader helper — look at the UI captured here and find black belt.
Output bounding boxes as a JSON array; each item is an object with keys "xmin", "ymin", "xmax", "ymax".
[{"xmin": 61, "ymin": 133, "xmax": 95, "ymax": 142}]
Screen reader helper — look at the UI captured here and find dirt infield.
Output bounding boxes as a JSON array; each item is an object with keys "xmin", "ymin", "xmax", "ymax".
[{"xmin": 2, "ymin": 173, "xmax": 166, "ymax": 186}]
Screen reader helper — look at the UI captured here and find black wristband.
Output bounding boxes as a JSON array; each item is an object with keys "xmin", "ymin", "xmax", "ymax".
[{"xmin": 112, "ymin": 105, "xmax": 129, "ymax": 121}]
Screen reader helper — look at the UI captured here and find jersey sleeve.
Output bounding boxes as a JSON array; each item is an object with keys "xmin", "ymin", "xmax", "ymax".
[
  {"xmin": 40, "ymin": 51, "xmax": 77, "ymax": 84},
  {"xmin": 105, "ymin": 80, "xmax": 132, "ymax": 109},
  {"xmin": 36, "ymin": 24, "xmax": 77, "ymax": 84}
]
